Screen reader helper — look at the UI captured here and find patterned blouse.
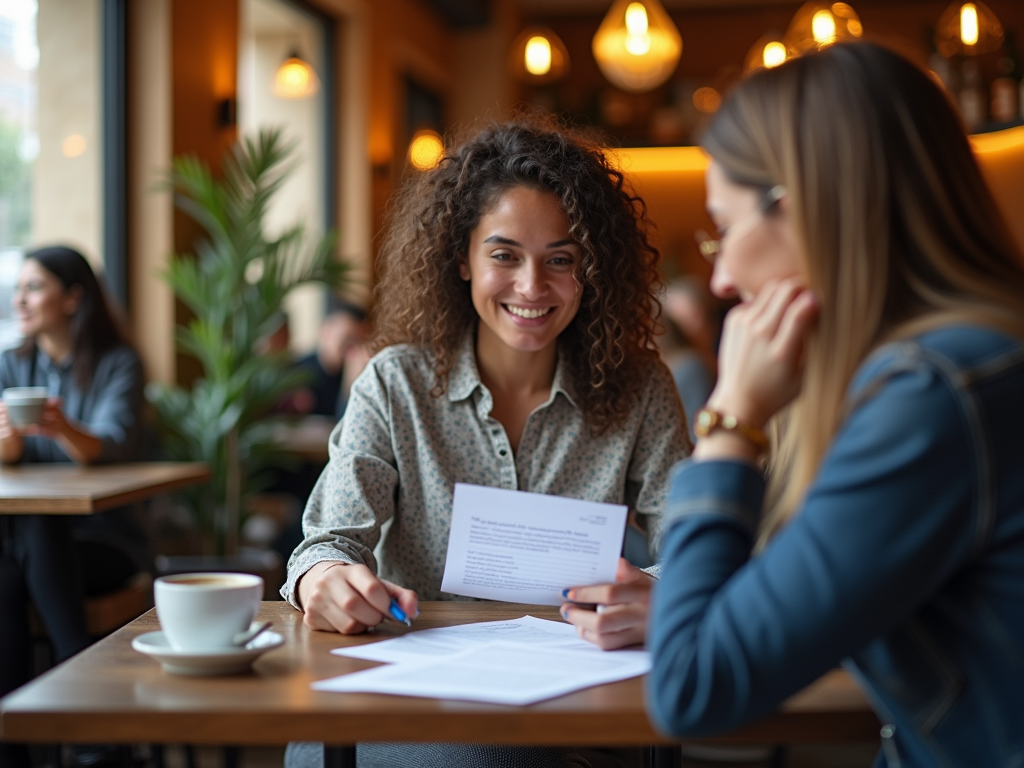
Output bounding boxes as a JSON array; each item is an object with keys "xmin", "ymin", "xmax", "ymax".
[{"xmin": 282, "ymin": 333, "xmax": 691, "ymax": 606}]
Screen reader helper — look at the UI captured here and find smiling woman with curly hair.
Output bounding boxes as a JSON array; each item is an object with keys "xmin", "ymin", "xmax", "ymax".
[
  {"xmin": 372, "ymin": 117, "xmax": 663, "ymax": 434},
  {"xmin": 282, "ymin": 117, "xmax": 690, "ymax": 768}
]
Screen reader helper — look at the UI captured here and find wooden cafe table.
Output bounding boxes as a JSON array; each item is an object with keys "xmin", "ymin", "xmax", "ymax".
[
  {"xmin": 0, "ymin": 601, "xmax": 880, "ymax": 768},
  {"xmin": 0, "ymin": 462, "xmax": 211, "ymax": 515}
]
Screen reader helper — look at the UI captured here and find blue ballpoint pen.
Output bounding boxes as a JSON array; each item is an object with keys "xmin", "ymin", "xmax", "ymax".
[{"xmin": 388, "ymin": 598, "xmax": 412, "ymax": 627}]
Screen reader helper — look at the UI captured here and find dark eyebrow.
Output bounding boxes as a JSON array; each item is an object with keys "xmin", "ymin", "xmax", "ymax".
[
  {"xmin": 481, "ymin": 235, "xmax": 577, "ymax": 249},
  {"xmin": 482, "ymin": 235, "xmax": 521, "ymax": 246}
]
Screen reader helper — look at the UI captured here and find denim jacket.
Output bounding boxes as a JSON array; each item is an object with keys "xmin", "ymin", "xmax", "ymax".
[{"xmin": 647, "ymin": 325, "xmax": 1024, "ymax": 768}]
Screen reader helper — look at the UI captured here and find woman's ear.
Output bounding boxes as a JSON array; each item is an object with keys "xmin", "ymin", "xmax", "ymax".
[
  {"xmin": 62, "ymin": 285, "xmax": 84, "ymax": 317},
  {"xmin": 458, "ymin": 260, "xmax": 471, "ymax": 282}
]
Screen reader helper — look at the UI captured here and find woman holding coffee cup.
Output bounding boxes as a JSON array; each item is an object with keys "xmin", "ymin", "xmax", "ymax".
[{"xmin": 0, "ymin": 246, "xmax": 144, "ymax": 768}]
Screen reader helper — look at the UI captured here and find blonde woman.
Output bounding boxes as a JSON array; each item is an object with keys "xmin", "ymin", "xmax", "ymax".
[{"xmin": 648, "ymin": 43, "xmax": 1024, "ymax": 767}]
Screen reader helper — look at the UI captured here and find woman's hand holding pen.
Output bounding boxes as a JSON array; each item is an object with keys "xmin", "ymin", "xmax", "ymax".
[
  {"xmin": 299, "ymin": 561, "xmax": 419, "ymax": 634},
  {"xmin": 560, "ymin": 558, "xmax": 652, "ymax": 650}
]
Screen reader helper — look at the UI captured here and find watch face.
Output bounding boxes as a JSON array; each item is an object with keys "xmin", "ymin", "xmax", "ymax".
[{"xmin": 695, "ymin": 408, "xmax": 716, "ymax": 437}]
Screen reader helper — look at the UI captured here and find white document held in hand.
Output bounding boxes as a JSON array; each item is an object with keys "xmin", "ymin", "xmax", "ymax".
[{"xmin": 439, "ymin": 483, "xmax": 628, "ymax": 605}]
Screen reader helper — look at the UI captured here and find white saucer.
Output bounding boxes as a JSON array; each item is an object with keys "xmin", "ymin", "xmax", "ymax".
[{"xmin": 132, "ymin": 627, "xmax": 285, "ymax": 676}]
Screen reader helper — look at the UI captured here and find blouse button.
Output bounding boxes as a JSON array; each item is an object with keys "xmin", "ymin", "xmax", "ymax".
[{"xmin": 499, "ymin": 449, "xmax": 508, "ymax": 457}]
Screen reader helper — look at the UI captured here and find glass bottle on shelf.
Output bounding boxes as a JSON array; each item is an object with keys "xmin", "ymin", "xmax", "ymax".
[
  {"xmin": 991, "ymin": 30, "xmax": 1021, "ymax": 124},
  {"xmin": 959, "ymin": 58, "xmax": 986, "ymax": 131}
]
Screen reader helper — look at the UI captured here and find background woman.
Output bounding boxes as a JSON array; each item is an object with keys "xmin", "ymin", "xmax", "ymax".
[
  {"xmin": 648, "ymin": 43, "xmax": 1024, "ymax": 767},
  {"xmin": 0, "ymin": 246, "xmax": 144, "ymax": 768},
  {"xmin": 284, "ymin": 118, "xmax": 690, "ymax": 768}
]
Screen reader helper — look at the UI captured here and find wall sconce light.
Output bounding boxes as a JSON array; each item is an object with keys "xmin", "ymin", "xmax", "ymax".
[
  {"xmin": 508, "ymin": 27, "xmax": 570, "ymax": 85},
  {"xmin": 273, "ymin": 52, "xmax": 320, "ymax": 99},
  {"xmin": 591, "ymin": 0, "xmax": 682, "ymax": 93},
  {"xmin": 408, "ymin": 129, "xmax": 445, "ymax": 172},
  {"xmin": 935, "ymin": 2, "xmax": 1004, "ymax": 56},
  {"xmin": 744, "ymin": 34, "xmax": 789, "ymax": 74},
  {"xmin": 217, "ymin": 98, "xmax": 237, "ymax": 128},
  {"xmin": 783, "ymin": 2, "xmax": 862, "ymax": 57}
]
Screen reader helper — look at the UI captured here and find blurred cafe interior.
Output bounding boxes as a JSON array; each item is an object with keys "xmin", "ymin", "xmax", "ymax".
[
  {"xmin": 1, "ymin": 0, "xmax": 1024, "ymax": 765},
  {"xmin": 1, "ymin": 0, "xmax": 1021, "ymax": 383}
]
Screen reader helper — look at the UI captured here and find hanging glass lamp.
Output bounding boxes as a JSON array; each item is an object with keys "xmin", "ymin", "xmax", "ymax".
[{"xmin": 591, "ymin": 0, "xmax": 682, "ymax": 93}]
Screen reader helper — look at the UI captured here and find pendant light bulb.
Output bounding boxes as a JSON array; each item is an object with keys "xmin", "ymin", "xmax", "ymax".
[
  {"xmin": 525, "ymin": 36, "xmax": 552, "ymax": 75},
  {"xmin": 744, "ymin": 33, "xmax": 789, "ymax": 74},
  {"xmin": 273, "ymin": 52, "xmax": 319, "ymax": 99},
  {"xmin": 783, "ymin": 2, "xmax": 863, "ymax": 57},
  {"xmin": 591, "ymin": 0, "xmax": 682, "ymax": 93},
  {"xmin": 935, "ymin": 0, "xmax": 1003, "ymax": 56},
  {"xmin": 961, "ymin": 4, "xmax": 979, "ymax": 46},
  {"xmin": 508, "ymin": 27, "xmax": 570, "ymax": 84}
]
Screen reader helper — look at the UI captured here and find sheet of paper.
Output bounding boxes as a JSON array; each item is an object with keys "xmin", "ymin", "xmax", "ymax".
[
  {"xmin": 440, "ymin": 484, "xmax": 628, "ymax": 605},
  {"xmin": 333, "ymin": 615, "xmax": 590, "ymax": 664},
  {"xmin": 315, "ymin": 641, "xmax": 650, "ymax": 706}
]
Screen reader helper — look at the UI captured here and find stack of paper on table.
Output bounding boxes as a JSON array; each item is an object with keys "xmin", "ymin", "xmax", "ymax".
[
  {"xmin": 312, "ymin": 485, "xmax": 645, "ymax": 705},
  {"xmin": 313, "ymin": 616, "xmax": 650, "ymax": 706}
]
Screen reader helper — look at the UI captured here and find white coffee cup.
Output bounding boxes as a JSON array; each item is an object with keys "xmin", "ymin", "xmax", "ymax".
[
  {"xmin": 2, "ymin": 387, "xmax": 48, "ymax": 427},
  {"xmin": 154, "ymin": 572, "xmax": 263, "ymax": 652}
]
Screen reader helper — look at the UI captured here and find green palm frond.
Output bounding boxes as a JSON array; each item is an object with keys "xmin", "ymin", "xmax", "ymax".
[{"xmin": 148, "ymin": 127, "xmax": 349, "ymax": 555}]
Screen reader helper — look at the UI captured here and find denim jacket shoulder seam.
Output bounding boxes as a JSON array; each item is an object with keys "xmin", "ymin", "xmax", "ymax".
[{"xmin": 847, "ymin": 340, "xmax": 996, "ymax": 559}]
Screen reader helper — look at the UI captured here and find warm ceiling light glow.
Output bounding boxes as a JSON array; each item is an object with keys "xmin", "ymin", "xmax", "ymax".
[
  {"xmin": 935, "ymin": 1, "xmax": 1003, "ymax": 56},
  {"xmin": 408, "ymin": 130, "xmax": 444, "ymax": 171},
  {"xmin": 62, "ymin": 134, "xmax": 87, "ymax": 158},
  {"xmin": 783, "ymin": 2, "xmax": 863, "ymax": 56},
  {"xmin": 812, "ymin": 10, "xmax": 836, "ymax": 43},
  {"xmin": 624, "ymin": 3, "xmax": 651, "ymax": 55},
  {"xmin": 273, "ymin": 54, "xmax": 320, "ymax": 99},
  {"xmin": 592, "ymin": 0, "xmax": 682, "ymax": 93},
  {"xmin": 508, "ymin": 27, "xmax": 570, "ymax": 84},
  {"xmin": 692, "ymin": 87, "xmax": 721, "ymax": 114},
  {"xmin": 525, "ymin": 36, "xmax": 552, "ymax": 75},
  {"xmin": 763, "ymin": 41, "xmax": 788, "ymax": 68},
  {"xmin": 744, "ymin": 34, "xmax": 788, "ymax": 73},
  {"xmin": 960, "ymin": 4, "xmax": 979, "ymax": 45}
]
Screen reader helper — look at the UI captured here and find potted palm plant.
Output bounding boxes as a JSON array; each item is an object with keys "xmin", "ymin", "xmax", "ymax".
[{"xmin": 148, "ymin": 128, "xmax": 349, "ymax": 558}]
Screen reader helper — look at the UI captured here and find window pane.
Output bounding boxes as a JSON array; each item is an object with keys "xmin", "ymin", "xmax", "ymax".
[
  {"xmin": 0, "ymin": 0, "xmax": 103, "ymax": 348},
  {"xmin": 239, "ymin": 0, "xmax": 328, "ymax": 355}
]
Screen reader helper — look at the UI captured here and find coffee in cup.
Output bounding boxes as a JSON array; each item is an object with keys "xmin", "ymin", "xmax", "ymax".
[
  {"xmin": 154, "ymin": 572, "xmax": 263, "ymax": 652},
  {"xmin": 2, "ymin": 387, "xmax": 48, "ymax": 427}
]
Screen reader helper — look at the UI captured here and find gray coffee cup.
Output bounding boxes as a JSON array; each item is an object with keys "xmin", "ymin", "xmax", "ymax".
[{"xmin": 3, "ymin": 387, "xmax": 48, "ymax": 427}]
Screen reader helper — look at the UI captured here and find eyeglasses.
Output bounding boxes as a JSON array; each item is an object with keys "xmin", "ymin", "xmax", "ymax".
[{"xmin": 695, "ymin": 185, "xmax": 786, "ymax": 263}]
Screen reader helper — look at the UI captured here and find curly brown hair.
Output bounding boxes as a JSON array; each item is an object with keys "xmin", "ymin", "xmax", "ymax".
[{"xmin": 371, "ymin": 116, "xmax": 662, "ymax": 434}]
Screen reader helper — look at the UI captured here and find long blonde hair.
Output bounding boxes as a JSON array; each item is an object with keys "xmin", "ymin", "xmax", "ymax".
[{"xmin": 700, "ymin": 43, "xmax": 1024, "ymax": 540}]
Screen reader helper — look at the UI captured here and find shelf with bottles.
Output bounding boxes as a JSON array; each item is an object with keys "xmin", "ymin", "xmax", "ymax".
[{"xmin": 929, "ymin": 27, "xmax": 1024, "ymax": 134}]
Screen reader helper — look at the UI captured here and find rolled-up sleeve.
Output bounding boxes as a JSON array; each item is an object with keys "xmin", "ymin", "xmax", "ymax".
[{"xmin": 281, "ymin": 363, "xmax": 400, "ymax": 608}]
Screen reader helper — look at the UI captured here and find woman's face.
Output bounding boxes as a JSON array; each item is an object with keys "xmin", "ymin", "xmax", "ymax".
[
  {"xmin": 460, "ymin": 186, "xmax": 582, "ymax": 356},
  {"xmin": 13, "ymin": 258, "xmax": 79, "ymax": 338},
  {"xmin": 704, "ymin": 160, "xmax": 804, "ymax": 302}
]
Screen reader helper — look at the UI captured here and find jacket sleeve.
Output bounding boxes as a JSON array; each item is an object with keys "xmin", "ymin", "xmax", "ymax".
[
  {"xmin": 85, "ymin": 347, "xmax": 145, "ymax": 463},
  {"xmin": 647, "ymin": 359, "xmax": 979, "ymax": 736},
  {"xmin": 281, "ymin": 360, "xmax": 399, "ymax": 608}
]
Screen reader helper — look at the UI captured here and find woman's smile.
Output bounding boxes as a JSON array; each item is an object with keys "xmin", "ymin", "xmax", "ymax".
[{"xmin": 460, "ymin": 186, "xmax": 582, "ymax": 355}]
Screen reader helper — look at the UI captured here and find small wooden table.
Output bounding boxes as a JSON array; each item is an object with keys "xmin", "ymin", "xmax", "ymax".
[
  {"xmin": 0, "ymin": 462, "xmax": 211, "ymax": 515},
  {"xmin": 268, "ymin": 416, "xmax": 335, "ymax": 463},
  {"xmin": 0, "ymin": 602, "xmax": 879, "ymax": 763}
]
